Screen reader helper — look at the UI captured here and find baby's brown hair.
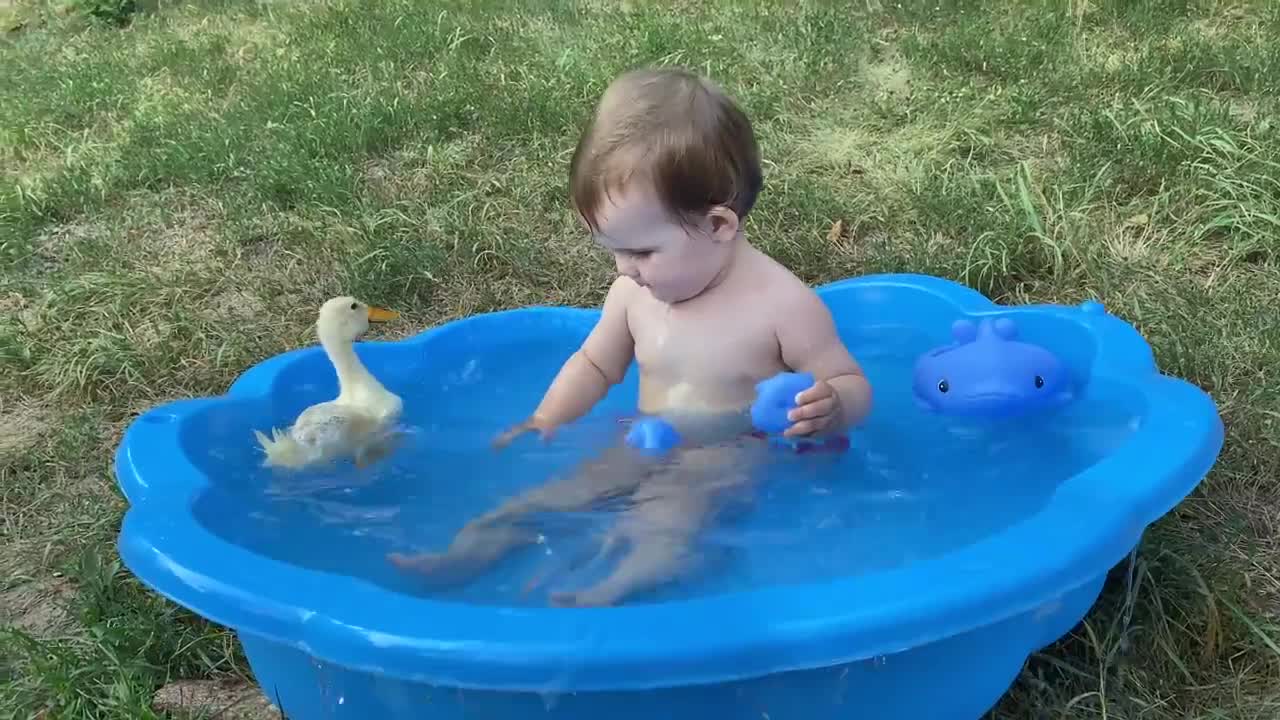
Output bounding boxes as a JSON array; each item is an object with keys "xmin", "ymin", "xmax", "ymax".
[{"xmin": 569, "ymin": 66, "xmax": 763, "ymax": 231}]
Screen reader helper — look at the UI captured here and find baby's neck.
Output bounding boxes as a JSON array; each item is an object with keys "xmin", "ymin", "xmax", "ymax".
[{"xmin": 688, "ymin": 232, "xmax": 749, "ymax": 302}]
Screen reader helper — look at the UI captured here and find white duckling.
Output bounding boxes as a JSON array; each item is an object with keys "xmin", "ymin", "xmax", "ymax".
[{"xmin": 254, "ymin": 296, "xmax": 404, "ymax": 470}]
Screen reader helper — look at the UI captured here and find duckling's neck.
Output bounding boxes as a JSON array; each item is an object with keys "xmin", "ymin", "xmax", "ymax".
[{"xmin": 321, "ymin": 333, "xmax": 380, "ymax": 400}]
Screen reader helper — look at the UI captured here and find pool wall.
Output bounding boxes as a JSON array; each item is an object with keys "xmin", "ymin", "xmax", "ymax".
[{"xmin": 114, "ymin": 273, "xmax": 1224, "ymax": 720}]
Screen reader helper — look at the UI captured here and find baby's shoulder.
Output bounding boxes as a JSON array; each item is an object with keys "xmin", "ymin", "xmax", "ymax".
[
  {"xmin": 749, "ymin": 249, "xmax": 822, "ymax": 304},
  {"xmin": 738, "ymin": 253, "xmax": 837, "ymax": 341}
]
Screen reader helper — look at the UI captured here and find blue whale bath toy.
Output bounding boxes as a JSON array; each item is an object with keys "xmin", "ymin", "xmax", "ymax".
[{"xmin": 913, "ymin": 317, "xmax": 1073, "ymax": 418}]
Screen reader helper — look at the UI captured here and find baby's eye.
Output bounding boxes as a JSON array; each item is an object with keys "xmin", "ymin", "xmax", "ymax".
[
  {"xmin": 1034, "ymin": 375, "xmax": 1045, "ymax": 389},
  {"xmin": 937, "ymin": 379, "xmax": 949, "ymax": 393}
]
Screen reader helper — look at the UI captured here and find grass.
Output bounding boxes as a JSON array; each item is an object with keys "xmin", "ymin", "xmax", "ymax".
[{"xmin": 2, "ymin": 0, "xmax": 1279, "ymax": 717}]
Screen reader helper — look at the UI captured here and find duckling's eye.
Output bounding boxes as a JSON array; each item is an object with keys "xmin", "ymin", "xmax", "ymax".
[
  {"xmin": 1034, "ymin": 375, "xmax": 1045, "ymax": 389},
  {"xmin": 350, "ymin": 302, "xmax": 359, "ymax": 311},
  {"xmin": 937, "ymin": 379, "xmax": 949, "ymax": 393}
]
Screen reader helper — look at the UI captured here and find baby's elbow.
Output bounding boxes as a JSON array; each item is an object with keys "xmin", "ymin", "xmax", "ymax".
[{"xmin": 578, "ymin": 348, "xmax": 625, "ymax": 387}]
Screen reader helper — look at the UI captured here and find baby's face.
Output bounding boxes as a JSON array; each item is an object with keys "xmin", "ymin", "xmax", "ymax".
[{"xmin": 586, "ymin": 184, "xmax": 738, "ymax": 304}]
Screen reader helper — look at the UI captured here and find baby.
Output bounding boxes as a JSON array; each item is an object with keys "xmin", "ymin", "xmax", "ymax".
[{"xmin": 390, "ymin": 67, "xmax": 873, "ymax": 606}]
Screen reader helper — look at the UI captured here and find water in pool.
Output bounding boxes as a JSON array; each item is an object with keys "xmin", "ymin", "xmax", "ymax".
[{"xmin": 190, "ymin": 327, "xmax": 1142, "ymax": 607}]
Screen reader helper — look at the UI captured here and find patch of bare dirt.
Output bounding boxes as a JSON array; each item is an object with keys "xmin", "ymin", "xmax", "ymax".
[
  {"xmin": 0, "ymin": 576, "xmax": 76, "ymax": 637},
  {"xmin": 30, "ymin": 221, "xmax": 105, "ymax": 272},
  {"xmin": 1190, "ymin": 5, "xmax": 1254, "ymax": 41},
  {"xmin": 152, "ymin": 679, "xmax": 282, "ymax": 720},
  {"xmin": 0, "ymin": 291, "xmax": 37, "ymax": 330},
  {"xmin": 29, "ymin": 192, "xmax": 227, "ymax": 277},
  {"xmin": 360, "ymin": 155, "xmax": 438, "ymax": 205},
  {"xmin": 199, "ymin": 287, "xmax": 267, "ymax": 324},
  {"xmin": 125, "ymin": 198, "xmax": 225, "ymax": 273},
  {"xmin": 0, "ymin": 397, "xmax": 52, "ymax": 461},
  {"xmin": 358, "ymin": 136, "xmax": 482, "ymax": 205},
  {"xmin": 860, "ymin": 43, "xmax": 913, "ymax": 103}
]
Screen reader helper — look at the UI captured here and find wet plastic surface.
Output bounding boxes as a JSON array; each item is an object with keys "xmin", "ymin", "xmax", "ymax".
[{"xmin": 114, "ymin": 273, "xmax": 1224, "ymax": 719}]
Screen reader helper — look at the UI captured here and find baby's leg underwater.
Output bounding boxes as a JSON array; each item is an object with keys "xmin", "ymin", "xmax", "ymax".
[
  {"xmin": 474, "ymin": 445, "xmax": 656, "ymax": 527},
  {"xmin": 549, "ymin": 487, "xmax": 710, "ymax": 608},
  {"xmin": 389, "ymin": 521, "xmax": 538, "ymax": 585},
  {"xmin": 390, "ymin": 446, "xmax": 655, "ymax": 584},
  {"xmin": 548, "ymin": 444, "xmax": 763, "ymax": 607}
]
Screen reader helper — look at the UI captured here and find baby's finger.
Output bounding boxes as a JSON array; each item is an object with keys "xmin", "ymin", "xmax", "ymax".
[
  {"xmin": 783, "ymin": 418, "xmax": 822, "ymax": 438},
  {"xmin": 492, "ymin": 423, "xmax": 531, "ymax": 449},
  {"xmin": 794, "ymin": 381, "xmax": 835, "ymax": 405},
  {"xmin": 788, "ymin": 396, "xmax": 835, "ymax": 422}
]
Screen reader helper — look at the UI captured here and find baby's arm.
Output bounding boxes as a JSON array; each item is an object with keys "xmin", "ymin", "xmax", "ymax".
[
  {"xmin": 496, "ymin": 277, "xmax": 637, "ymax": 444},
  {"xmin": 774, "ymin": 287, "xmax": 872, "ymax": 436}
]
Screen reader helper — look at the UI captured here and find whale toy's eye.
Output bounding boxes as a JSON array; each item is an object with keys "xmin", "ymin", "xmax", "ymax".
[
  {"xmin": 1034, "ymin": 375, "xmax": 1045, "ymax": 389},
  {"xmin": 938, "ymin": 380, "xmax": 950, "ymax": 393}
]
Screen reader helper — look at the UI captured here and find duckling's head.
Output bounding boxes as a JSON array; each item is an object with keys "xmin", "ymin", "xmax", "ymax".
[{"xmin": 316, "ymin": 296, "xmax": 399, "ymax": 345}]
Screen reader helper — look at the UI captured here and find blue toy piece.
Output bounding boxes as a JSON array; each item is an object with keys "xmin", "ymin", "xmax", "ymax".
[
  {"xmin": 912, "ymin": 317, "xmax": 1074, "ymax": 418},
  {"xmin": 625, "ymin": 417, "xmax": 682, "ymax": 454},
  {"xmin": 113, "ymin": 273, "xmax": 1223, "ymax": 720},
  {"xmin": 750, "ymin": 371, "xmax": 815, "ymax": 435}
]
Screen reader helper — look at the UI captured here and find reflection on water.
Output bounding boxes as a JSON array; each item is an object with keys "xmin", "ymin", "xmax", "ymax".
[{"xmin": 191, "ymin": 329, "xmax": 1143, "ymax": 607}]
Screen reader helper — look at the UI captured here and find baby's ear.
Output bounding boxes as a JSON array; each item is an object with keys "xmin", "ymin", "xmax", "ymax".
[{"xmin": 706, "ymin": 205, "xmax": 740, "ymax": 241}]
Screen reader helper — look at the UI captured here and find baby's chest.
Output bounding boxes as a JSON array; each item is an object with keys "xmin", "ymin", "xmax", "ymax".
[{"xmin": 631, "ymin": 311, "xmax": 778, "ymax": 375}]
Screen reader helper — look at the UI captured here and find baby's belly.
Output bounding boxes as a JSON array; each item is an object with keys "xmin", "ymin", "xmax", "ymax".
[
  {"xmin": 638, "ymin": 377, "xmax": 755, "ymax": 414},
  {"xmin": 637, "ymin": 378, "xmax": 758, "ymax": 444}
]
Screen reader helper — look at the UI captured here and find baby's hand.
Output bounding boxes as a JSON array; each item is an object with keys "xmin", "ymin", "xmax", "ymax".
[
  {"xmin": 784, "ymin": 380, "xmax": 843, "ymax": 437},
  {"xmin": 492, "ymin": 415, "xmax": 557, "ymax": 449}
]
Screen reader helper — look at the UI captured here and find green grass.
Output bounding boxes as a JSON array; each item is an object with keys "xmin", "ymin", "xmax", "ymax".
[{"xmin": 2, "ymin": 0, "xmax": 1279, "ymax": 717}]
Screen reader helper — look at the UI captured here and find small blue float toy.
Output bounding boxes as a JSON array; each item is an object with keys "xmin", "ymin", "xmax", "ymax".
[
  {"xmin": 751, "ymin": 372, "xmax": 815, "ymax": 435},
  {"xmin": 624, "ymin": 417, "xmax": 683, "ymax": 455},
  {"xmin": 913, "ymin": 317, "xmax": 1073, "ymax": 418}
]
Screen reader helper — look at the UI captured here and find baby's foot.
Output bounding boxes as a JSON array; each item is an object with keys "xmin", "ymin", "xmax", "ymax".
[
  {"xmin": 389, "ymin": 524, "xmax": 535, "ymax": 585},
  {"xmin": 548, "ymin": 587, "xmax": 619, "ymax": 608},
  {"xmin": 387, "ymin": 551, "xmax": 474, "ymax": 585},
  {"xmin": 388, "ymin": 551, "xmax": 440, "ymax": 571}
]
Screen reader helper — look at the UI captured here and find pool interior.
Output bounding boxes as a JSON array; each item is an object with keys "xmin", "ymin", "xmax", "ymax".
[{"xmin": 185, "ymin": 318, "xmax": 1146, "ymax": 607}]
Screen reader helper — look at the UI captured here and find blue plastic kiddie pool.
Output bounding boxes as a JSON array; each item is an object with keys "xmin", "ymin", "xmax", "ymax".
[{"xmin": 114, "ymin": 273, "xmax": 1223, "ymax": 720}]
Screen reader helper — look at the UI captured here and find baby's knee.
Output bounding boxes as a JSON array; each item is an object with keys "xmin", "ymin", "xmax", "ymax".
[
  {"xmin": 675, "ymin": 445, "xmax": 736, "ymax": 469},
  {"xmin": 623, "ymin": 499, "xmax": 706, "ymax": 538}
]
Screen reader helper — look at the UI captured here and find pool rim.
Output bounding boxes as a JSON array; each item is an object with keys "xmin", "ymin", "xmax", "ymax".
[{"xmin": 113, "ymin": 272, "xmax": 1224, "ymax": 692}]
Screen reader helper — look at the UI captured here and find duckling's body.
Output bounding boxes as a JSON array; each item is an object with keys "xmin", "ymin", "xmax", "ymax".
[{"xmin": 255, "ymin": 297, "xmax": 403, "ymax": 470}]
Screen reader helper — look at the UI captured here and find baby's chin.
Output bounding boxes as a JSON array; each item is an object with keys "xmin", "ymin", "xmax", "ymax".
[{"xmin": 647, "ymin": 284, "xmax": 699, "ymax": 305}]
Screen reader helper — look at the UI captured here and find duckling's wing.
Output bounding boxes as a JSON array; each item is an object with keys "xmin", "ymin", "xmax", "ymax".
[{"xmin": 292, "ymin": 412, "xmax": 354, "ymax": 449}]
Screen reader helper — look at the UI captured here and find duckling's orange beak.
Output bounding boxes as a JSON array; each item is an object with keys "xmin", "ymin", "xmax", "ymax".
[{"xmin": 367, "ymin": 306, "xmax": 399, "ymax": 322}]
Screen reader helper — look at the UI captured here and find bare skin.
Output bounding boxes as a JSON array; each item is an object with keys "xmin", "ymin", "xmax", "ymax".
[{"xmin": 389, "ymin": 184, "xmax": 874, "ymax": 606}]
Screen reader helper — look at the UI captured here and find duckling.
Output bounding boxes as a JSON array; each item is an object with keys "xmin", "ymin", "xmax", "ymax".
[{"xmin": 254, "ymin": 296, "xmax": 403, "ymax": 470}]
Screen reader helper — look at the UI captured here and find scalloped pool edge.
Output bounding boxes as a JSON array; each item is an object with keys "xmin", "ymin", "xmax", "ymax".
[{"xmin": 113, "ymin": 272, "xmax": 1224, "ymax": 695}]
